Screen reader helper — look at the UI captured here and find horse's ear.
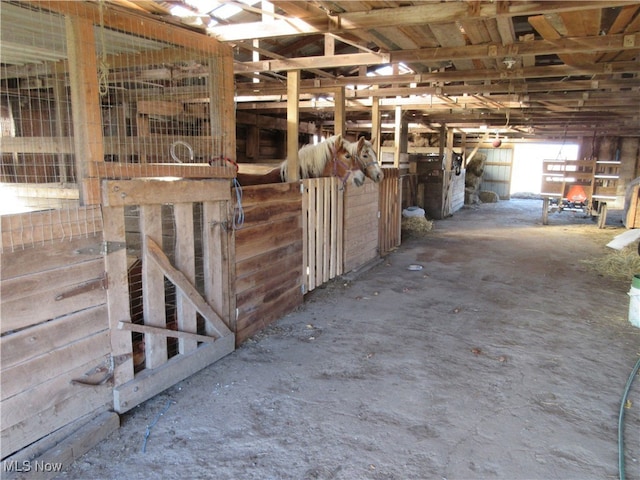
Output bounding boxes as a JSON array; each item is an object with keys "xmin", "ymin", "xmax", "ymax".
[
  {"xmin": 334, "ymin": 134, "xmax": 343, "ymax": 148},
  {"xmin": 357, "ymin": 136, "xmax": 365, "ymax": 152}
]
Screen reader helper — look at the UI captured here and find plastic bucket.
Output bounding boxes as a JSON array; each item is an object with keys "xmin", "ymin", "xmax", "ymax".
[{"xmin": 628, "ymin": 274, "xmax": 640, "ymax": 328}]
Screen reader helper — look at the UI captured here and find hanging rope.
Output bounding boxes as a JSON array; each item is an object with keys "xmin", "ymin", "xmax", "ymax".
[
  {"xmin": 232, "ymin": 177, "xmax": 244, "ymax": 230},
  {"xmin": 97, "ymin": 0, "xmax": 110, "ymax": 97}
]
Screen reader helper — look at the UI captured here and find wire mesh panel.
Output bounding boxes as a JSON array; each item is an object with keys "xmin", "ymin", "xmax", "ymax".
[
  {"xmin": 1, "ymin": 2, "xmax": 76, "ymax": 212},
  {"xmin": 1, "ymin": 0, "xmax": 236, "ymax": 217}
]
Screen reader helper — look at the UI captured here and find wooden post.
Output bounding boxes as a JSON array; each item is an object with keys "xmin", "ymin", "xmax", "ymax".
[
  {"xmin": 393, "ymin": 105, "xmax": 402, "ymax": 168},
  {"xmin": 102, "ymin": 205, "xmax": 135, "ymax": 388},
  {"xmin": 52, "ymin": 75, "xmax": 69, "ymax": 184},
  {"xmin": 65, "ymin": 16, "xmax": 103, "ymax": 204},
  {"xmin": 210, "ymin": 50, "xmax": 237, "ymax": 160},
  {"xmin": 287, "ymin": 70, "xmax": 300, "ymax": 182},
  {"xmin": 371, "ymin": 88, "xmax": 381, "ymax": 156},
  {"xmin": 334, "ymin": 86, "xmax": 345, "ymax": 137}
]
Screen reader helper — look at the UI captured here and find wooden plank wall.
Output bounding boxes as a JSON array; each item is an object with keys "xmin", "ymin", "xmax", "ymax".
[
  {"xmin": 379, "ymin": 168, "xmax": 402, "ymax": 256},
  {"xmin": 0, "ymin": 207, "xmax": 112, "ymax": 459},
  {"xmin": 234, "ymin": 182, "xmax": 303, "ymax": 345},
  {"xmin": 343, "ymin": 179, "xmax": 380, "ymax": 273}
]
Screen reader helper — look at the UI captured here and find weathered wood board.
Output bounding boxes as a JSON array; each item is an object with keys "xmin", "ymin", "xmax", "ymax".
[{"xmin": 234, "ymin": 182, "xmax": 303, "ymax": 345}]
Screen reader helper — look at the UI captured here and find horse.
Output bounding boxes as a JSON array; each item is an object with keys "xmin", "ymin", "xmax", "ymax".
[
  {"xmin": 325, "ymin": 135, "xmax": 384, "ymax": 183},
  {"xmin": 280, "ymin": 134, "xmax": 365, "ymax": 188}
]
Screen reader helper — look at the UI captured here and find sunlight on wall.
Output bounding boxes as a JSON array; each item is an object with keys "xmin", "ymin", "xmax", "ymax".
[{"xmin": 510, "ymin": 143, "xmax": 579, "ymax": 195}]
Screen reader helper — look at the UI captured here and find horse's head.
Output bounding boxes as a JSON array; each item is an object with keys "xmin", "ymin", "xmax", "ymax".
[
  {"xmin": 328, "ymin": 135, "xmax": 366, "ymax": 188},
  {"xmin": 354, "ymin": 137, "xmax": 384, "ymax": 183}
]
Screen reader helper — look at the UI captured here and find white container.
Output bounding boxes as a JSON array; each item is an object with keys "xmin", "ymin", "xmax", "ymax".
[{"xmin": 628, "ymin": 274, "xmax": 640, "ymax": 328}]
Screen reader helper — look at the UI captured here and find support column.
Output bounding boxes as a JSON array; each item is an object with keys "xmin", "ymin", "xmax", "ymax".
[
  {"xmin": 286, "ymin": 70, "xmax": 301, "ymax": 181},
  {"xmin": 334, "ymin": 86, "xmax": 346, "ymax": 137},
  {"xmin": 66, "ymin": 16, "xmax": 103, "ymax": 204}
]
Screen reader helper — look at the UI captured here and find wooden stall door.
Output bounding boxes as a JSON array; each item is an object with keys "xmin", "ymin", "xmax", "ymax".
[
  {"xmin": 302, "ymin": 177, "xmax": 343, "ymax": 292},
  {"xmin": 101, "ymin": 179, "xmax": 235, "ymax": 413}
]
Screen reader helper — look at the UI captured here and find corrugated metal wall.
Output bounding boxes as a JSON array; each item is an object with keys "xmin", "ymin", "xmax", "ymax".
[{"xmin": 478, "ymin": 148, "xmax": 514, "ymax": 199}]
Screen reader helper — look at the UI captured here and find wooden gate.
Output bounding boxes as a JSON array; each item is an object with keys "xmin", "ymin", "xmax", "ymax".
[
  {"xmin": 101, "ymin": 179, "xmax": 235, "ymax": 413},
  {"xmin": 378, "ymin": 168, "xmax": 402, "ymax": 256},
  {"xmin": 302, "ymin": 177, "xmax": 343, "ymax": 292}
]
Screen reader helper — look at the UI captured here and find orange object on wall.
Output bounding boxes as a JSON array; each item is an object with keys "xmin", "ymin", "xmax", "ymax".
[{"xmin": 566, "ymin": 185, "xmax": 587, "ymax": 202}]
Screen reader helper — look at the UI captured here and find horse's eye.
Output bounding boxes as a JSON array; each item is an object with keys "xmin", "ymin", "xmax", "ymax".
[
  {"xmin": 362, "ymin": 154, "xmax": 369, "ymax": 159},
  {"xmin": 345, "ymin": 154, "xmax": 351, "ymax": 158}
]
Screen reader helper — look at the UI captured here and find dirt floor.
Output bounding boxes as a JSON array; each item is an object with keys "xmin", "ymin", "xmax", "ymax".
[{"xmin": 57, "ymin": 198, "xmax": 640, "ymax": 480}]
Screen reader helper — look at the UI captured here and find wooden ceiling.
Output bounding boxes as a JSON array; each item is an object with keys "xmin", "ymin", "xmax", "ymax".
[
  {"xmin": 140, "ymin": 0, "xmax": 640, "ymax": 140},
  {"xmin": 3, "ymin": 1, "xmax": 639, "ymax": 141}
]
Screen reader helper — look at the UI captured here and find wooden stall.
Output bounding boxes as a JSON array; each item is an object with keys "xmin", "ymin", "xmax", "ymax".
[
  {"xmin": 235, "ymin": 182, "xmax": 304, "ymax": 345},
  {"xmin": 410, "ymin": 154, "xmax": 465, "ymax": 220},
  {"xmin": 0, "ymin": 1, "xmax": 237, "ymax": 472},
  {"xmin": 1, "ymin": 207, "xmax": 116, "ymax": 465},
  {"xmin": 0, "ymin": 1, "xmax": 406, "ymax": 471}
]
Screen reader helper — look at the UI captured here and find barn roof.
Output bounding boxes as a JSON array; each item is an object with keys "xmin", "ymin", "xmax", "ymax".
[{"xmin": 4, "ymin": 1, "xmax": 640, "ymax": 140}]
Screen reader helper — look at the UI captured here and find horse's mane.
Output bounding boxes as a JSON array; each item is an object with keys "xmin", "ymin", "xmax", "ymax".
[{"xmin": 279, "ymin": 139, "xmax": 335, "ymax": 182}]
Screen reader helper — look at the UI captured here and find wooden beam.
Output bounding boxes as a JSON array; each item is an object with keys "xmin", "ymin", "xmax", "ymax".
[
  {"xmin": 286, "ymin": 70, "xmax": 301, "ymax": 182},
  {"xmin": 118, "ymin": 321, "xmax": 216, "ymax": 344},
  {"xmin": 144, "ymin": 235, "xmax": 231, "ymax": 338},
  {"xmin": 236, "ymin": 52, "xmax": 390, "ymax": 73},
  {"xmin": 32, "ymin": 0, "xmax": 227, "ymax": 56},
  {"xmin": 65, "ymin": 15, "xmax": 102, "ymax": 204},
  {"xmin": 334, "ymin": 87, "xmax": 346, "ymax": 137},
  {"xmin": 234, "ymin": 33, "xmax": 638, "ymax": 73},
  {"xmin": 393, "ymin": 32, "xmax": 640, "ymax": 64},
  {"xmin": 101, "ymin": 179, "xmax": 231, "ymax": 207},
  {"xmin": 210, "ymin": 1, "xmax": 631, "ymax": 41}
]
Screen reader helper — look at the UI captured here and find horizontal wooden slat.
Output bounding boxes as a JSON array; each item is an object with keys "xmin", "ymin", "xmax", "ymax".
[
  {"xmin": 118, "ymin": 320, "xmax": 216, "ymax": 344},
  {"xmin": 241, "ymin": 200, "xmax": 301, "ymax": 226},
  {"xmin": 2, "ymin": 410, "xmax": 119, "ymax": 480},
  {"xmin": 1, "ymin": 235, "xmax": 103, "ymax": 281},
  {"xmin": 1, "ymin": 258, "xmax": 104, "ymax": 303},
  {"xmin": 101, "ymin": 178, "xmax": 231, "ymax": 206},
  {"xmin": 1, "ymin": 330, "xmax": 110, "ymax": 401},
  {"xmin": 235, "ymin": 216, "xmax": 301, "ymax": 263},
  {"xmin": 0, "ymin": 136, "xmax": 74, "ymax": 154},
  {"xmin": 236, "ymin": 249, "xmax": 302, "ymax": 300},
  {"xmin": 1, "ymin": 267, "xmax": 107, "ymax": 335},
  {"xmin": 1, "ymin": 304, "xmax": 107, "ymax": 370},
  {"xmin": 95, "ymin": 163, "xmax": 235, "ymax": 183},
  {"xmin": 236, "ymin": 284, "xmax": 302, "ymax": 345},
  {"xmin": 114, "ymin": 338, "xmax": 235, "ymax": 413},
  {"xmin": 236, "ymin": 260, "xmax": 302, "ymax": 322},
  {"xmin": 0, "ymin": 357, "xmax": 112, "ymax": 459},
  {"xmin": 236, "ymin": 240, "xmax": 303, "ymax": 283},
  {"xmin": 0, "ymin": 206, "xmax": 103, "ymax": 253},
  {"xmin": 239, "ymin": 182, "xmax": 301, "ymax": 204}
]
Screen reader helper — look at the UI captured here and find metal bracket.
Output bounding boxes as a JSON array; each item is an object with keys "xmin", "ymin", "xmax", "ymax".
[
  {"xmin": 75, "ymin": 241, "xmax": 127, "ymax": 256},
  {"xmin": 210, "ymin": 220, "xmax": 232, "ymax": 232}
]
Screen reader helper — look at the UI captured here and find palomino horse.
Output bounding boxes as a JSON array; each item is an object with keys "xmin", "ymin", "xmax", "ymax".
[
  {"xmin": 281, "ymin": 134, "xmax": 366, "ymax": 188},
  {"xmin": 325, "ymin": 135, "xmax": 384, "ymax": 183},
  {"xmin": 235, "ymin": 134, "xmax": 365, "ymax": 187}
]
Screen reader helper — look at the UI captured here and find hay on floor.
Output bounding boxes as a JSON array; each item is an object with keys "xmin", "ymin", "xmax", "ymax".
[
  {"xmin": 401, "ymin": 216, "xmax": 434, "ymax": 237},
  {"xmin": 581, "ymin": 245, "xmax": 640, "ymax": 281}
]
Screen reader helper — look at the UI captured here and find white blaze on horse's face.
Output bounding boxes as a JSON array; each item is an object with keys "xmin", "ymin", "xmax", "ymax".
[
  {"xmin": 355, "ymin": 137, "xmax": 384, "ymax": 183},
  {"xmin": 351, "ymin": 167, "xmax": 366, "ymax": 187}
]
